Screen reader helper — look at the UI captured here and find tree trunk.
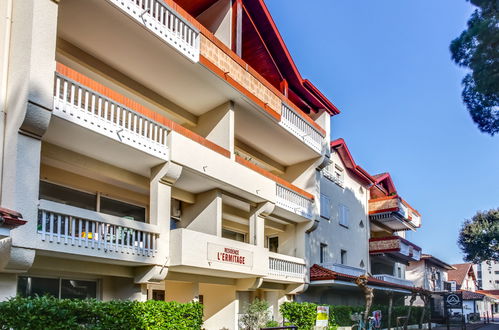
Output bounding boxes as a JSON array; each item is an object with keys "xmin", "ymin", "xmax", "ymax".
[
  {"xmin": 388, "ymin": 293, "xmax": 393, "ymax": 330},
  {"xmin": 355, "ymin": 275, "xmax": 374, "ymax": 330},
  {"xmin": 404, "ymin": 293, "xmax": 417, "ymax": 330}
]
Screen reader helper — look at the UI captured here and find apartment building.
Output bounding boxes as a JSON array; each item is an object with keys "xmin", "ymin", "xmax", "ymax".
[
  {"xmin": 300, "ymin": 139, "xmax": 423, "ymax": 305},
  {"xmin": 0, "ymin": 0, "xmax": 338, "ymax": 328},
  {"xmin": 474, "ymin": 261, "xmax": 499, "ymax": 290}
]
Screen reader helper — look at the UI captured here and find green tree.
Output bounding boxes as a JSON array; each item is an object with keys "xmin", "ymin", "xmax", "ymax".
[
  {"xmin": 450, "ymin": 0, "xmax": 499, "ymax": 135},
  {"xmin": 458, "ymin": 208, "xmax": 499, "ymax": 263}
]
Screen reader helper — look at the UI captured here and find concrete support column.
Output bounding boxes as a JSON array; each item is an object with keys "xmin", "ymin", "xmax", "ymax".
[
  {"xmin": 0, "ymin": 273, "xmax": 17, "ymax": 301},
  {"xmin": 1, "ymin": 0, "xmax": 58, "ymax": 262},
  {"xmin": 249, "ymin": 202, "xmax": 274, "ymax": 247},
  {"xmin": 193, "ymin": 101, "xmax": 235, "ymax": 157},
  {"xmin": 181, "ymin": 190, "xmax": 222, "ymax": 237},
  {"xmin": 135, "ymin": 162, "xmax": 183, "ymax": 284}
]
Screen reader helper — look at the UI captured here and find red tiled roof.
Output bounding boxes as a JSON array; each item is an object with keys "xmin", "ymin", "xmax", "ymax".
[
  {"xmin": 460, "ymin": 290, "xmax": 485, "ymax": 300},
  {"xmin": 477, "ymin": 290, "xmax": 499, "ymax": 300},
  {"xmin": 330, "ymin": 139, "xmax": 375, "ymax": 186},
  {"xmin": 310, "ymin": 264, "xmax": 417, "ymax": 292},
  {"xmin": 0, "ymin": 207, "xmax": 27, "ymax": 227},
  {"xmin": 448, "ymin": 263, "xmax": 475, "ymax": 285}
]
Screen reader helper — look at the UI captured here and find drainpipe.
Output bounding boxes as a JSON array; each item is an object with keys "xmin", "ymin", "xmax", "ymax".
[{"xmin": 0, "ymin": 0, "xmax": 13, "ymax": 202}]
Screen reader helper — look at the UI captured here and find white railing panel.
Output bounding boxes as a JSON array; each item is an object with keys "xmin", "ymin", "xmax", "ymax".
[
  {"xmin": 275, "ymin": 184, "xmax": 314, "ymax": 219},
  {"xmin": 109, "ymin": 0, "xmax": 199, "ymax": 62},
  {"xmin": 280, "ymin": 103, "xmax": 324, "ymax": 154},
  {"xmin": 321, "ymin": 263, "xmax": 366, "ymax": 277},
  {"xmin": 373, "ymin": 274, "xmax": 414, "ymax": 287},
  {"xmin": 37, "ymin": 201, "xmax": 159, "ymax": 258},
  {"xmin": 53, "ymin": 73, "xmax": 169, "ymax": 160},
  {"xmin": 268, "ymin": 253, "xmax": 306, "ymax": 280}
]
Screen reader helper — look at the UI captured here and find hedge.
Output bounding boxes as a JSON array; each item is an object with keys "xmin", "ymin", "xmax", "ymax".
[
  {"xmin": 0, "ymin": 296, "xmax": 203, "ymax": 330},
  {"xmin": 281, "ymin": 302, "xmax": 428, "ymax": 330}
]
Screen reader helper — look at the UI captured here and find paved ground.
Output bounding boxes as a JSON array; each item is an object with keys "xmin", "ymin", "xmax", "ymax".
[{"xmin": 432, "ymin": 323, "xmax": 499, "ymax": 330}]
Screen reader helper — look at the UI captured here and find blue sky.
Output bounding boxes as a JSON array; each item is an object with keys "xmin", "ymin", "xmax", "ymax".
[{"xmin": 266, "ymin": 0, "xmax": 499, "ymax": 265}]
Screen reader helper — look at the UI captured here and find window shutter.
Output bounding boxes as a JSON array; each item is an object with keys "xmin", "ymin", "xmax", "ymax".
[{"xmin": 320, "ymin": 194, "xmax": 331, "ymax": 219}]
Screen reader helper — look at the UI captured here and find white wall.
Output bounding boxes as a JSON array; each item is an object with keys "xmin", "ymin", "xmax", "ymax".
[{"xmin": 307, "ymin": 151, "xmax": 370, "ymax": 271}]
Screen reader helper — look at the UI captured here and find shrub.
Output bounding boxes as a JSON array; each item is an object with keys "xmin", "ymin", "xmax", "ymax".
[
  {"xmin": 280, "ymin": 302, "xmax": 318, "ymax": 330},
  {"xmin": 0, "ymin": 296, "xmax": 203, "ymax": 330},
  {"xmin": 279, "ymin": 302, "xmax": 426, "ymax": 330},
  {"xmin": 239, "ymin": 298, "xmax": 272, "ymax": 330}
]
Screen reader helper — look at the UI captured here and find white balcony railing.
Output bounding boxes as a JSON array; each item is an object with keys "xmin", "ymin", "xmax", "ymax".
[
  {"xmin": 373, "ymin": 274, "xmax": 414, "ymax": 287},
  {"xmin": 38, "ymin": 200, "xmax": 159, "ymax": 258},
  {"xmin": 54, "ymin": 73, "xmax": 169, "ymax": 160},
  {"xmin": 321, "ymin": 263, "xmax": 366, "ymax": 277},
  {"xmin": 109, "ymin": 0, "xmax": 200, "ymax": 62},
  {"xmin": 280, "ymin": 103, "xmax": 323, "ymax": 154},
  {"xmin": 268, "ymin": 252, "xmax": 306, "ymax": 280},
  {"xmin": 276, "ymin": 184, "xmax": 314, "ymax": 219}
]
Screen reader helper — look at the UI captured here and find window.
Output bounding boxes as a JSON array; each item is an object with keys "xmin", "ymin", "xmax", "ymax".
[
  {"xmin": 222, "ymin": 229, "xmax": 246, "ymax": 242},
  {"xmin": 320, "ymin": 243, "xmax": 327, "ymax": 263},
  {"xmin": 39, "ymin": 181, "xmax": 96, "ymax": 211},
  {"xmin": 339, "ymin": 204, "xmax": 349, "ymax": 227},
  {"xmin": 397, "ymin": 267, "xmax": 402, "ymax": 278},
  {"xmin": 100, "ymin": 196, "xmax": 146, "ymax": 222},
  {"xmin": 268, "ymin": 236, "xmax": 279, "ymax": 253},
  {"xmin": 152, "ymin": 290, "xmax": 165, "ymax": 301},
  {"xmin": 39, "ymin": 181, "xmax": 147, "ymax": 222},
  {"xmin": 340, "ymin": 250, "xmax": 347, "ymax": 265},
  {"xmin": 18, "ymin": 276, "xmax": 97, "ymax": 299},
  {"xmin": 320, "ymin": 194, "xmax": 331, "ymax": 220}
]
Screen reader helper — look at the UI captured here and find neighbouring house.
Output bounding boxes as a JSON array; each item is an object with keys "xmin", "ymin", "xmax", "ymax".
[
  {"xmin": 406, "ymin": 254, "xmax": 456, "ymax": 293},
  {"xmin": 300, "ymin": 139, "xmax": 422, "ymax": 306},
  {"xmin": 448, "ymin": 263, "xmax": 478, "ymax": 291},
  {"xmin": 477, "ymin": 290, "xmax": 499, "ymax": 320}
]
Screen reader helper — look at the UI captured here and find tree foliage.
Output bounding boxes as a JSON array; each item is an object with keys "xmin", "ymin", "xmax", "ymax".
[
  {"xmin": 450, "ymin": 0, "xmax": 499, "ymax": 135},
  {"xmin": 458, "ymin": 208, "xmax": 499, "ymax": 263}
]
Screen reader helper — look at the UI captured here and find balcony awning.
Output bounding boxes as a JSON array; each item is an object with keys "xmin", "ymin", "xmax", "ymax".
[
  {"xmin": 309, "ymin": 264, "xmax": 420, "ymax": 293},
  {"xmin": 0, "ymin": 207, "xmax": 27, "ymax": 228}
]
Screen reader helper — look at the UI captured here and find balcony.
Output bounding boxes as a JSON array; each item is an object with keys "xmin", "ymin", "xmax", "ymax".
[
  {"xmin": 267, "ymin": 252, "xmax": 307, "ymax": 283},
  {"xmin": 369, "ymin": 236, "xmax": 422, "ymax": 262},
  {"xmin": 280, "ymin": 103, "xmax": 324, "ymax": 154},
  {"xmin": 369, "ymin": 195, "xmax": 421, "ymax": 232},
  {"xmin": 169, "ymin": 228, "xmax": 268, "ymax": 278},
  {"xmin": 36, "ymin": 200, "xmax": 160, "ymax": 264},
  {"xmin": 373, "ymin": 274, "xmax": 414, "ymax": 288},
  {"xmin": 108, "ymin": 0, "xmax": 200, "ymax": 62},
  {"xmin": 275, "ymin": 184, "xmax": 314, "ymax": 221},
  {"xmin": 320, "ymin": 263, "xmax": 366, "ymax": 277},
  {"xmin": 45, "ymin": 68, "xmax": 170, "ymax": 177},
  {"xmin": 235, "ymin": 156, "xmax": 315, "ymax": 222}
]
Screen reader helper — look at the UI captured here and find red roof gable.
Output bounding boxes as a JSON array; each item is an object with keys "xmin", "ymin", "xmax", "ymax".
[
  {"xmin": 448, "ymin": 263, "xmax": 476, "ymax": 285},
  {"xmin": 330, "ymin": 138, "xmax": 375, "ymax": 186}
]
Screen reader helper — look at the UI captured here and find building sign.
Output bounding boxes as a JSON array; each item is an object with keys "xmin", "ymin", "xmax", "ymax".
[
  {"xmin": 444, "ymin": 292, "xmax": 462, "ymax": 309},
  {"xmin": 207, "ymin": 243, "xmax": 253, "ymax": 267},
  {"xmin": 315, "ymin": 305, "xmax": 329, "ymax": 327}
]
